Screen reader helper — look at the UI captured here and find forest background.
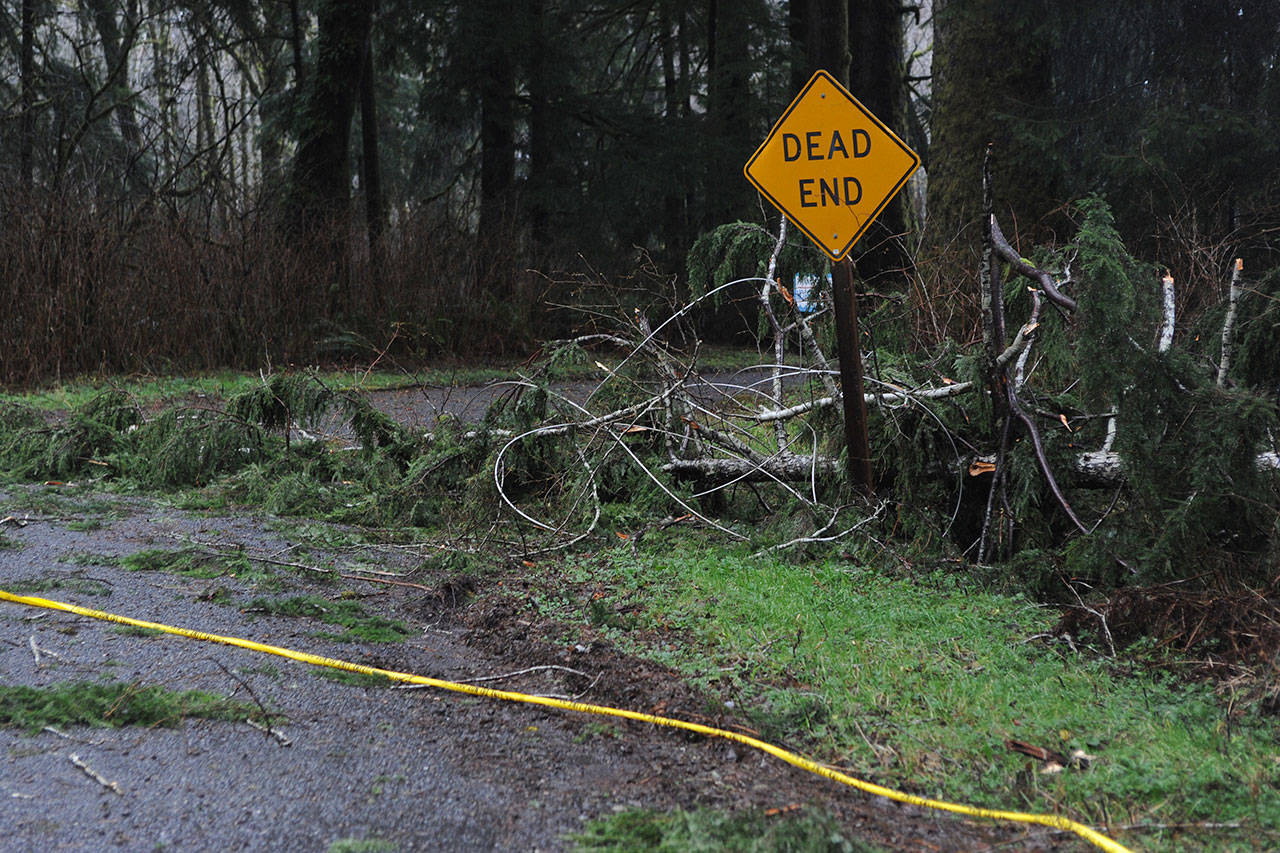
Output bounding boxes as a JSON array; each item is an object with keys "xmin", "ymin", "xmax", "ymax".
[{"xmin": 3, "ymin": 0, "xmax": 1276, "ymax": 381}]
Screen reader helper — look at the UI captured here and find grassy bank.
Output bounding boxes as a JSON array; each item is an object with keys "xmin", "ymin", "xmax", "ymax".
[{"xmin": 537, "ymin": 538, "xmax": 1278, "ymax": 851}]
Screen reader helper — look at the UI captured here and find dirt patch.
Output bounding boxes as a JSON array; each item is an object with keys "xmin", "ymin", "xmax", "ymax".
[{"xmin": 0, "ymin": 483, "xmax": 1084, "ymax": 851}]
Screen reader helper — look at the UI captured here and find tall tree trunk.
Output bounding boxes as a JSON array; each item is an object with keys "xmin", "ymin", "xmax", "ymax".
[
  {"xmin": 804, "ymin": 0, "xmax": 848, "ymax": 82},
  {"xmin": 289, "ymin": 0, "xmax": 306, "ymax": 88},
  {"xmin": 677, "ymin": 6, "xmax": 692, "ymax": 118},
  {"xmin": 288, "ymin": 0, "xmax": 373, "ymax": 224},
  {"xmin": 20, "ymin": 0, "xmax": 35, "ymax": 188},
  {"xmin": 788, "ymin": 0, "xmax": 809, "ymax": 95},
  {"xmin": 660, "ymin": 0, "xmax": 687, "ymax": 267},
  {"xmin": 525, "ymin": 0, "xmax": 557, "ymax": 252},
  {"xmin": 359, "ymin": 34, "xmax": 385, "ymax": 261},
  {"xmin": 196, "ymin": 43, "xmax": 214, "ymax": 182},
  {"xmin": 477, "ymin": 0, "xmax": 517, "ymax": 278},
  {"xmin": 928, "ymin": 0, "xmax": 1055, "ymax": 254},
  {"xmin": 287, "ymin": 0, "xmax": 374, "ymax": 315},
  {"xmin": 148, "ymin": 7, "xmax": 177, "ymax": 179},
  {"xmin": 849, "ymin": 0, "xmax": 912, "ymax": 290},
  {"xmin": 85, "ymin": 0, "xmax": 146, "ymax": 191},
  {"xmin": 706, "ymin": 0, "xmax": 756, "ymax": 226}
]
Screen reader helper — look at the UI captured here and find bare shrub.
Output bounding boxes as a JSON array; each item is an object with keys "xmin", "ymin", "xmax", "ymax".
[{"xmin": 0, "ymin": 181, "xmax": 543, "ymax": 386}]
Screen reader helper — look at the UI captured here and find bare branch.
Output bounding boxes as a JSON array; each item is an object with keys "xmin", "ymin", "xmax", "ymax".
[
  {"xmin": 990, "ymin": 217, "xmax": 1078, "ymax": 313},
  {"xmin": 1159, "ymin": 273, "xmax": 1176, "ymax": 353},
  {"xmin": 1217, "ymin": 259, "xmax": 1243, "ymax": 385}
]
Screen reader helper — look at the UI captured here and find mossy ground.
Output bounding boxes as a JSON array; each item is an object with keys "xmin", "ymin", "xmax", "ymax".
[{"xmin": 0, "ymin": 681, "xmax": 259, "ymax": 733}]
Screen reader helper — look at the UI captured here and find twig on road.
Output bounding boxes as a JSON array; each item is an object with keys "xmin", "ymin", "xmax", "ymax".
[{"xmin": 69, "ymin": 753, "xmax": 123, "ymax": 795}]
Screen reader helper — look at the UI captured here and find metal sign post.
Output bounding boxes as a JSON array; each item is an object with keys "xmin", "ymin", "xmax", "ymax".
[{"xmin": 743, "ymin": 70, "xmax": 920, "ymax": 490}]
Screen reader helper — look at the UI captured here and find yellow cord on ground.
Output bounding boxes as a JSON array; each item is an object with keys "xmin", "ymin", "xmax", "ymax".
[{"xmin": 0, "ymin": 588, "xmax": 1131, "ymax": 852}]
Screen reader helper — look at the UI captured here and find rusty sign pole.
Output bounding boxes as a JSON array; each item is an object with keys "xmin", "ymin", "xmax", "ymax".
[{"xmin": 831, "ymin": 257, "xmax": 874, "ymax": 492}]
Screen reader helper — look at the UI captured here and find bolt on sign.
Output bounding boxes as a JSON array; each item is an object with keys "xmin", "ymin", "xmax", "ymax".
[{"xmin": 744, "ymin": 70, "xmax": 920, "ymax": 261}]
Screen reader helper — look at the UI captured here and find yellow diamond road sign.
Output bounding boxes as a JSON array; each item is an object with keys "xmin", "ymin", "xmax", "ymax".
[{"xmin": 745, "ymin": 70, "xmax": 920, "ymax": 261}]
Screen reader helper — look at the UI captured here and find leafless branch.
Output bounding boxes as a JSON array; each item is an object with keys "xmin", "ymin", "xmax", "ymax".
[
  {"xmin": 69, "ymin": 753, "xmax": 124, "ymax": 796},
  {"xmin": 1217, "ymin": 259, "xmax": 1243, "ymax": 385}
]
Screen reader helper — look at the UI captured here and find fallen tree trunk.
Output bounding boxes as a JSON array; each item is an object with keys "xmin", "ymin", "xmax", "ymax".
[{"xmin": 662, "ymin": 454, "xmax": 838, "ymax": 482}]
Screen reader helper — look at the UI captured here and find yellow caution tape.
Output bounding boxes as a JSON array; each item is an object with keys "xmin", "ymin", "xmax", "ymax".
[{"xmin": 0, "ymin": 588, "xmax": 1131, "ymax": 852}]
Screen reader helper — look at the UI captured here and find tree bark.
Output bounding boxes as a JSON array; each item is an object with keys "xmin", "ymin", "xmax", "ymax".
[
  {"xmin": 659, "ymin": 0, "xmax": 687, "ymax": 265},
  {"xmin": 788, "ymin": 0, "xmax": 809, "ymax": 94},
  {"xmin": 289, "ymin": 0, "xmax": 306, "ymax": 88},
  {"xmin": 359, "ymin": 33, "xmax": 385, "ymax": 261},
  {"xmin": 288, "ymin": 0, "xmax": 373, "ymax": 226},
  {"xmin": 848, "ymin": 0, "xmax": 912, "ymax": 290},
  {"xmin": 706, "ymin": 0, "xmax": 756, "ymax": 226},
  {"xmin": 928, "ymin": 0, "xmax": 1055, "ymax": 253},
  {"xmin": 803, "ymin": 0, "xmax": 848, "ymax": 82},
  {"xmin": 477, "ymin": 0, "xmax": 517, "ymax": 272},
  {"xmin": 663, "ymin": 455, "xmax": 839, "ymax": 483},
  {"xmin": 526, "ymin": 0, "xmax": 568, "ymax": 254},
  {"xmin": 20, "ymin": 0, "xmax": 35, "ymax": 188}
]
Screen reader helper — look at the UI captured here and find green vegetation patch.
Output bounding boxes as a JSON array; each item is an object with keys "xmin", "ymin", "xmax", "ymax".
[
  {"xmin": 120, "ymin": 547, "xmax": 268, "ymax": 584},
  {"xmin": 1, "ymin": 488, "xmax": 129, "ymax": 522},
  {"xmin": 316, "ymin": 669, "xmax": 391, "ymax": 688},
  {"xmin": 112, "ymin": 625, "xmax": 164, "ymax": 638},
  {"xmin": 7, "ymin": 576, "xmax": 112, "ymax": 597},
  {"xmin": 0, "ymin": 681, "xmax": 258, "ymax": 733},
  {"xmin": 245, "ymin": 594, "xmax": 412, "ymax": 643},
  {"xmin": 573, "ymin": 807, "xmax": 875, "ymax": 853},
  {"xmin": 570, "ymin": 542, "xmax": 1280, "ymax": 845},
  {"xmin": 0, "ymin": 367, "xmax": 511, "ymax": 415},
  {"xmin": 59, "ymin": 551, "xmax": 117, "ymax": 567},
  {"xmin": 326, "ymin": 838, "xmax": 397, "ymax": 853}
]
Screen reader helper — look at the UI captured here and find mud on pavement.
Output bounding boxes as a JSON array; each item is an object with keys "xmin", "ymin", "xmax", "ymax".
[{"xmin": 0, "ymin": 483, "xmax": 1070, "ymax": 851}]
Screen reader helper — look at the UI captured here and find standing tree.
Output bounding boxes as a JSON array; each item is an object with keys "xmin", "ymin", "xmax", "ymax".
[
  {"xmin": 705, "ymin": 0, "xmax": 767, "ymax": 228},
  {"xmin": 19, "ymin": 0, "xmax": 36, "ymax": 188},
  {"xmin": 927, "ymin": 0, "xmax": 1056, "ymax": 253},
  {"xmin": 84, "ymin": 0, "xmax": 149, "ymax": 192},
  {"xmin": 848, "ymin": 0, "xmax": 913, "ymax": 290},
  {"xmin": 288, "ymin": 0, "xmax": 374, "ymax": 230}
]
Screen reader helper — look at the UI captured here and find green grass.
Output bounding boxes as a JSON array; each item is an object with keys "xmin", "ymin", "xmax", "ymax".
[
  {"xmin": 112, "ymin": 625, "xmax": 164, "ymax": 638},
  {"xmin": 6, "ymin": 576, "xmax": 113, "ymax": 596},
  {"xmin": 238, "ymin": 663, "xmax": 282, "ymax": 679},
  {"xmin": 245, "ymin": 594, "xmax": 412, "ymax": 643},
  {"xmin": 0, "ymin": 681, "xmax": 259, "ymax": 732},
  {"xmin": 317, "ymin": 669, "xmax": 392, "ymax": 688},
  {"xmin": 59, "ymin": 551, "xmax": 117, "ymax": 567},
  {"xmin": 554, "ymin": 541, "xmax": 1280, "ymax": 851},
  {"xmin": 0, "ymin": 351, "xmax": 782, "ymax": 415},
  {"xmin": 1, "ymin": 488, "xmax": 129, "ymax": 521},
  {"xmin": 120, "ymin": 547, "xmax": 272, "ymax": 584},
  {"xmin": 0, "ymin": 364, "xmax": 548, "ymax": 414},
  {"xmin": 572, "ymin": 807, "xmax": 878, "ymax": 852},
  {"xmin": 0, "ymin": 532, "xmax": 23, "ymax": 549},
  {"xmin": 326, "ymin": 838, "xmax": 397, "ymax": 853}
]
